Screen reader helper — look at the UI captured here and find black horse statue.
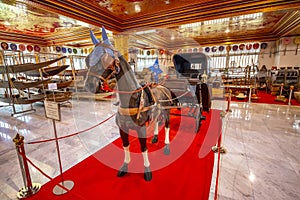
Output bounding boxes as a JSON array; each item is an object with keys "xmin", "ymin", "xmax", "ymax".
[{"xmin": 84, "ymin": 27, "xmax": 174, "ymax": 181}]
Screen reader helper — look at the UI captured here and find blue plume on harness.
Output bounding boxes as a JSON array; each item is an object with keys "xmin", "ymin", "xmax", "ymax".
[{"xmin": 148, "ymin": 57, "xmax": 163, "ymax": 82}]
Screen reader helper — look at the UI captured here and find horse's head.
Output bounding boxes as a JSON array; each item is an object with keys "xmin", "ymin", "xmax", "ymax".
[{"xmin": 84, "ymin": 27, "xmax": 120, "ymax": 93}]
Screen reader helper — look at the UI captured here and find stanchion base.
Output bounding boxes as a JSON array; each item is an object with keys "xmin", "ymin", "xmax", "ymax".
[
  {"xmin": 17, "ymin": 183, "xmax": 41, "ymax": 199},
  {"xmin": 212, "ymin": 146, "xmax": 227, "ymax": 154},
  {"xmin": 53, "ymin": 180, "xmax": 74, "ymax": 195}
]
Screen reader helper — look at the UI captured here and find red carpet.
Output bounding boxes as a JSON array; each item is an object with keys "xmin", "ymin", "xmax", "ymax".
[
  {"xmin": 231, "ymin": 90, "xmax": 300, "ymax": 106},
  {"xmin": 28, "ymin": 109, "xmax": 220, "ymax": 200}
]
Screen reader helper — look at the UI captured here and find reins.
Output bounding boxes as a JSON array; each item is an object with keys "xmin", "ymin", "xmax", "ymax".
[
  {"xmin": 87, "ymin": 60, "xmax": 182, "ymax": 103},
  {"xmin": 87, "ymin": 66, "xmax": 154, "ymax": 94},
  {"xmin": 87, "ymin": 71, "xmax": 111, "ymax": 83}
]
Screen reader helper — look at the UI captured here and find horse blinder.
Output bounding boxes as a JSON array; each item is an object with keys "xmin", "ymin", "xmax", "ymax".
[{"xmin": 101, "ymin": 52, "xmax": 115, "ymax": 70}]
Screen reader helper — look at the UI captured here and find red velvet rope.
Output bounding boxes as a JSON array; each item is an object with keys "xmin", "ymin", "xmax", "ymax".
[
  {"xmin": 27, "ymin": 113, "xmax": 116, "ymax": 145},
  {"xmin": 18, "ymin": 151, "xmax": 87, "ymax": 200}
]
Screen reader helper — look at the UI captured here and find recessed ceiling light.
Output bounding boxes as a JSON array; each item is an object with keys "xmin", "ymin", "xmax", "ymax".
[
  {"xmin": 171, "ymin": 34, "xmax": 175, "ymax": 40},
  {"xmin": 136, "ymin": 29, "xmax": 156, "ymax": 34},
  {"xmin": 134, "ymin": 3, "xmax": 141, "ymax": 13}
]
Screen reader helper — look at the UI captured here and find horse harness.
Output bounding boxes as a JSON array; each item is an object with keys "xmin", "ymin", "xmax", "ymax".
[
  {"xmin": 88, "ymin": 42, "xmax": 173, "ymax": 120},
  {"xmin": 87, "ymin": 42, "xmax": 121, "ymax": 85},
  {"xmin": 118, "ymin": 84, "xmax": 172, "ymax": 120}
]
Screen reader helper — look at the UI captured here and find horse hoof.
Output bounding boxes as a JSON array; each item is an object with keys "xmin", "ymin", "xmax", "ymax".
[
  {"xmin": 144, "ymin": 167, "xmax": 152, "ymax": 181},
  {"xmin": 117, "ymin": 163, "xmax": 128, "ymax": 177},
  {"xmin": 151, "ymin": 135, "xmax": 158, "ymax": 144},
  {"xmin": 164, "ymin": 144, "xmax": 170, "ymax": 155}
]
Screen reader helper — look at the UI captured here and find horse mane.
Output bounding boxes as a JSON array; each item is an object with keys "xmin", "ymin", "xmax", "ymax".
[{"xmin": 114, "ymin": 55, "xmax": 141, "ymax": 92}]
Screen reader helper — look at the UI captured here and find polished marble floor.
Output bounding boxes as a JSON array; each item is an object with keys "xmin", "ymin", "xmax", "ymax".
[
  {"xmin": 212, "ymin": 100, "xmax": 300, "ymax": 200},
  {"xmin": 0, "ymin": 97, "xmax": 300, "ymax": 200}
]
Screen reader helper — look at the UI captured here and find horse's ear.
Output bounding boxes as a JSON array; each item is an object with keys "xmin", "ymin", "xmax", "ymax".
[
  {"xmin": 89, "ymin": 30, "xmax": 100, "ymax": 45},
  {"xmin": 102, "ymin": 26, "xmax": 112, "ymax": 46}
]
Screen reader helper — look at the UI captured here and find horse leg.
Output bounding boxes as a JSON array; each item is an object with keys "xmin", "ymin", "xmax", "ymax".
[
  {"xmin": 117, "ymin": 128, "xmax": 130, "ymax": 177},
  {"xmin": 137, "ymin": 126, "xmax": 152, "ymax": 181},
  {"xmin": 152, "ymin": 108, "xmax": 162, "ymax": 144},
  {"xmin": 164, "ymin": 111, "xmax": 170, "ymax": 155},
  {"xmin": 151, "ymin": 120, "xmax": 159, "ymax": 144}
]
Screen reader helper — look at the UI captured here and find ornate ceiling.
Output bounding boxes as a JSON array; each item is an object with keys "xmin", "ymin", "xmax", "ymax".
[{"xmin": 0, "ymin": 0, "xmax": 300, "ymax": 50}]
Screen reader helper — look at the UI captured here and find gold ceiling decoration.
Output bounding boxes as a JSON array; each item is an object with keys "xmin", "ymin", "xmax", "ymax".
[
  {"xmin": 0, "ymin": 0, "xmax": 299, "ymax": 48},
  {"xmin": 0, "ymin": 2, "xmax": 62, "ymax": 33}
]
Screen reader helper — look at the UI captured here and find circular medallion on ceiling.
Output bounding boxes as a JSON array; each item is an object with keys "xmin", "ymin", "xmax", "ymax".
[
  {"xmin": 294, "ymin": 37, "xmax": 300, "ymax": 44},
  {"xmin": 1, "ymin": 42, "xmax": 9, "ymax": 50},
  {"xmin": 68, "ymin": 48, "xmax": 72, "ymax": 53},
  {"xmin": 205, "ymin": 47, "xmax": 210, "ymax": 53},
  {"xmin": 282, "ymin": 37, "xmax": 292, "ymax": 45},
  {"xmin": 19, "ymin": 44, "xmax": 26, "ymax": 51},
  {"xmin": 211, "ymin": 46, "xmax": 217, "ymax": 52},
  {"xmin": 62, "ymin": 47, "xmax": 67, "ymax": 53},
  {"xmin": 34, "ymin": 45, "xmax": 41, "ymax": 52},
  {"xmin": 41, "ymin": 47, "xmax": 48, "ymax": 52},
  {"xmin": 56, "ymin": 46, "xmax": 61, "ymax": 52},
  {"xmin": 226, "ymin": 45, "xmax": 231, "ymax": 52},
  {"xmin": 73, "ymin": 49, "xmax": 77, "ymax": 54},
  {"xmin": 10, "ymin": 43, "xmax": 17, "ymax": 51},
  {"xmin": 27, "ymin": 45, "xmax": 33, "ymax": 52},
  {"xmin": 260, "ymin": 43, "xmax": 268, "ymax": 49},
  {"xmin": 232, "ymin": 45, "xmax": 238, "ymax": 51},
  {"xmin": 239, "ymin": 44, "xmax": 245, "ymax": 50},
  {"xmin": 218, "ymin": 46, "xmax": 224, "ymax": 52},
  {"xmin": 253, "ymin": 43, "xmax": 259, "ymax": 50},
  {"xmin": 246, "ymin": 44, "xmax": 252, "ymax": 50}
]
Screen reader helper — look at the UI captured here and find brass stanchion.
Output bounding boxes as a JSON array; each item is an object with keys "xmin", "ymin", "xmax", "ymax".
[
  {"xmin": 13, "ymin": 133, "xmax": 41, "ymax": 199},
  {"xmin": 51, "ymin": 119, "xmax": 74, "ymax": 195},
  {"xmin": 288, "ymin": 85, "xmax": 294, "ymax": 106},
  {"xmin": 226, "ymin": 89, "xmax": 232, "ymax": 113},
  {"xmin": 248, "ymin": 86, "xmax": 252, "ymax": 103},
  {"xmin": 212, "ymin": 111, "xmax": 227, "ymax": 154}
]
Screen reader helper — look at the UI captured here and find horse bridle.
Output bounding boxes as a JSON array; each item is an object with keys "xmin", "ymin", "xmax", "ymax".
[{"xmin": 87, "ymin": 43, "xmax": 120, "ymax": 84}]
